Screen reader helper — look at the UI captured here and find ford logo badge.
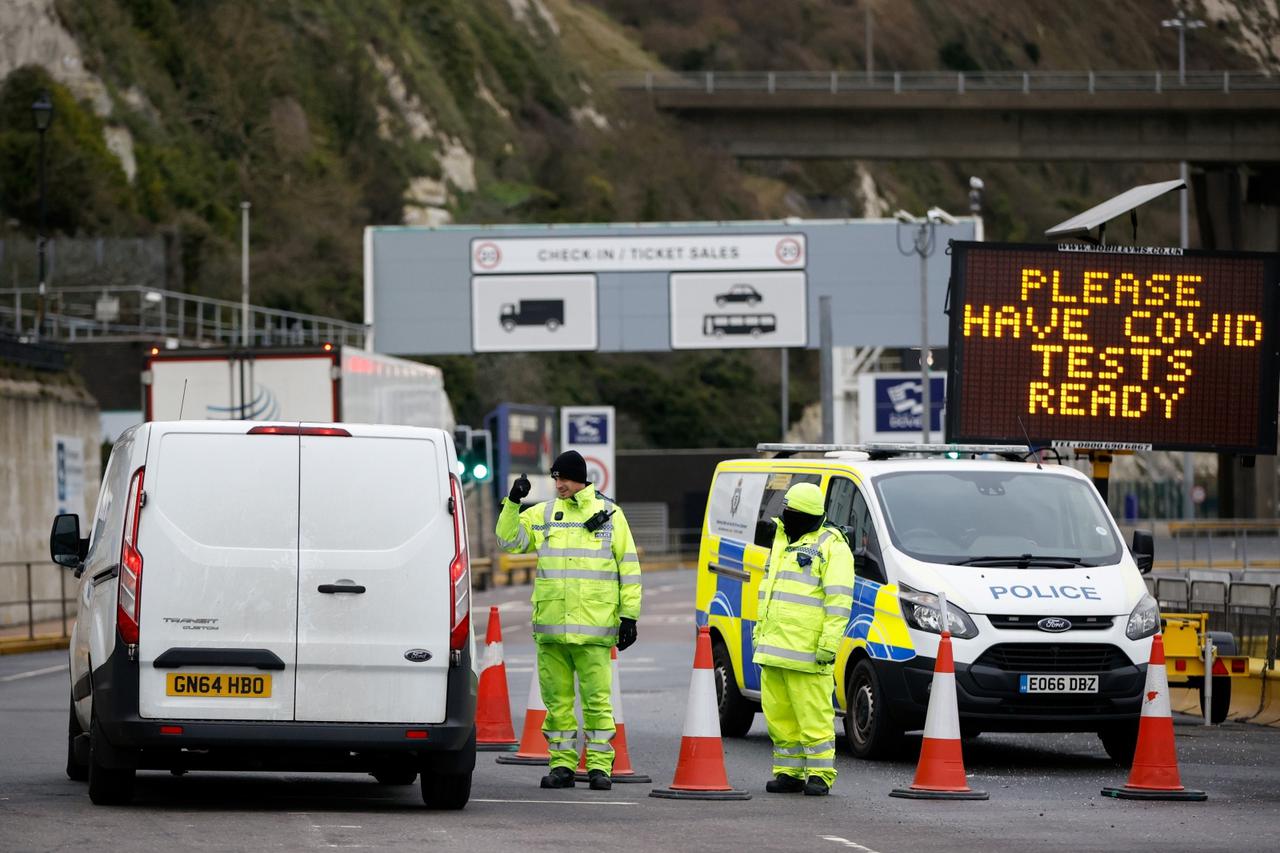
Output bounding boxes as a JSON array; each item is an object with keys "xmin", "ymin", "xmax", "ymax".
[
  {"xmin": 1037, "ymin": 617, "xmax": 1072, "ymax": 633},
  {"xmin": 404, "ymin": 649, "xmax": 432, "ymax": 662}
]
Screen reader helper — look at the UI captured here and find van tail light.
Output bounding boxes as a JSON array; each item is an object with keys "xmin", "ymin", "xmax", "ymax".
[
  {"xmin": 448, "ymin": 474, "xmax": 471, "ymax": 652},
  {"xmin": 117, "ymin": 467, "xmax": 146, "ymax": 645},
  {"xmin": 248, "ymin": 426, "xmax": 350, "ymax": 437}
]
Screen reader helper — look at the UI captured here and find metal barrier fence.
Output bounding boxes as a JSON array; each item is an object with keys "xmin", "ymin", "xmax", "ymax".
[
  {"xmin": 2, "ymin": 285, "xmax": 367, "ymax": 348},
  {"xmin": 1166, "ymin": 521, "xmax": 1280, "ymax": 570},
  {"xmin": 610, "ymin": 69, "xmax": 1280, "ymax": 96},
  {"xmin": 1149, "ymin": 575, "xmax": 1279, "ymax": 665},
  {"xmin": 0, "ymin": 561, "xmax": 73, "ymax": 640}
]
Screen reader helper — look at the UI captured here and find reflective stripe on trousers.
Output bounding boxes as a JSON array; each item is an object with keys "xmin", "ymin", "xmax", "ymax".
[
  {"xmin": 539, "ymin": 643, "xmax": 616, "ymax": 773},
  {"xmin": 761, "ymin": 665, "xmax": 838, "ymax": 785}
]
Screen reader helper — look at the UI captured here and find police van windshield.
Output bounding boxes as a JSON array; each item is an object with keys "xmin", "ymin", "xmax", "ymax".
[{"xmin": 871, "ymin": 470, "xmax": 1123, "ymax": 567}]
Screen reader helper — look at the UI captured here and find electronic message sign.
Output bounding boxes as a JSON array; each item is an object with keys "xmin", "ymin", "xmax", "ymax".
[{"xmin": 946, "ymin": 242, "xmax": 1280, "ymax": 454}]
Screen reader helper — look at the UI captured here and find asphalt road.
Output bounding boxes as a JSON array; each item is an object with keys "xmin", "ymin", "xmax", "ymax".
[{"xmin": 2, "ymin": 570, "xmax": 1277, "ymax": 852}]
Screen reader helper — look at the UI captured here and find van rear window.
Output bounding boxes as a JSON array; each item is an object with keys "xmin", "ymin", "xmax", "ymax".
[
  {"xmin": 152, "ymin": 433, "xmax": 299, "ymax": 549},
  {"xmin": 299, "ymin": 437, "xmax": 439, "ymax": 550}
]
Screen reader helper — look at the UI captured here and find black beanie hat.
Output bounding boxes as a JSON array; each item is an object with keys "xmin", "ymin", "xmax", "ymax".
[{"xmin": 551, "ymin": 450, "xmax": 589, "ymax": 484}]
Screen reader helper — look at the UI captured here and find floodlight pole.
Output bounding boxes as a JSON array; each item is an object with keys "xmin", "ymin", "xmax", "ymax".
[{"xmin": 1161, "ymin": 10, "xmax": 1205, "ymax": 86}]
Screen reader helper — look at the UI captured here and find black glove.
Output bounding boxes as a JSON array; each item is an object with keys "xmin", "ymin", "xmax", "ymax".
[
  {"xmin": 508, "ymin": 473, "xmax": 530, "ymax": 503},
  {"xmin": 617, "ymin": 618, "xmax": 638, "ymax": 652}
]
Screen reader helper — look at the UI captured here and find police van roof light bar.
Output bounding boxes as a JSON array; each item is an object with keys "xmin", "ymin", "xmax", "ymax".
[{"xmin": 756, "ymin": 442, "xmax": 1030, "ymax": 461}]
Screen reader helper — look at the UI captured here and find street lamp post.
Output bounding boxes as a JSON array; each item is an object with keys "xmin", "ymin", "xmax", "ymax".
[
  {"xmin": 897, "ymin": 206, "xmax": 961, "ymax": 443},
  {"xmin": 1161, "ymin": 9, "xmax": 1205, "ymax": 86},
  {"xmin": 31, "ymin": 91, "xmax": 53, "ymax": 342}
]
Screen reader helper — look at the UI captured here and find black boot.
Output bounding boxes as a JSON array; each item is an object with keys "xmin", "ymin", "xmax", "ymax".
[
  {"xmin": 765, "ymin": 773, "xmax": 805, "ymax": 793},
  {"xmin": 540, "ymin": 766, "xmax": 575, "ymax": 789},
  {"xmin": 803, "ymin": 776, "xmax": 830, "ymax": 796},
  {"xmin": 587, "ymin": 769, "xmax": 613, "ymax": 791}
]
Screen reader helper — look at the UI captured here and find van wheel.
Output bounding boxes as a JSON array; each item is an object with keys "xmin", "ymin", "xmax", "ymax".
[
  {"xmin": 712, "ymin": 638, "xmax": 756, "ymax": 737},
  {"xmin": 372, "ymin": 768, "xmax": 418, "ymax": 785},
  {"xmin": 1098, "ymin": 721, "xmax": 1139, "ymax": 766},
  {"xmin": 87, "ymin": 716, "xmax": 135, "ymax": 805},
  {"xmin": 66, "ymin": 694, "xmax": 88, "ymax": 782},
  {"xmin": 421, "ymin": 771, "xmax": 471, "ymax": 809},
  {"xmin": 844, "ymin": 659, "xmax": 903, "ymax": 760}
]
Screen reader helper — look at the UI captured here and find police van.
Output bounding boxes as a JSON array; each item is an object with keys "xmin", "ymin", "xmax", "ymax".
[
  {"xmin": 695, "ymin": 443, "xmax": 1158, "ymax": 762},
  {"xmin": 50, "ymin": 421, "xmax": 477, "ymax": 807}
]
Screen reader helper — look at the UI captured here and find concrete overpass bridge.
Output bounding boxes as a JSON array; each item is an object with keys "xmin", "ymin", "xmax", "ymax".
[
  {"xmin": 617, "ymin": 68, "xmax": 1280, "ymax": 517},
  {"xmin": 614, "ymin": 70, "xmax": 1280, "ymax": 161}
]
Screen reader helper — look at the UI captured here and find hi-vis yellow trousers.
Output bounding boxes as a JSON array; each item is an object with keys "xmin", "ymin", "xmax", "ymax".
[{"xmin": 761, "ymin": 665, "xmax": 837, "ymax": 785}]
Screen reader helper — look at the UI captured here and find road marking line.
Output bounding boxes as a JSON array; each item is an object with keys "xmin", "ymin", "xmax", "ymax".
[
  {"xmin": 0, "ymin": 664, "xmax": 68, "ymax": 683},
  {"xmin": 472, "ymin": 798, "xmax": 638, "ymax": 805},
  {"xmin": 820, "ymin": 835, "xmax": 882, "ymax": 853},
  {"xmin": 506, "ymin": 666, "xmax": 660, "ymax": 674}
]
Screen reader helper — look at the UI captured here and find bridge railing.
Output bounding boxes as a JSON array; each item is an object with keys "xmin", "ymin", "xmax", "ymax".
[
  {"xmin": 613, "ymin": 69, "xmax": 1280, "ymax": 96},
  {"xmin": 1, "ymin": 285, "xmax": 367, "ymax": 349}
]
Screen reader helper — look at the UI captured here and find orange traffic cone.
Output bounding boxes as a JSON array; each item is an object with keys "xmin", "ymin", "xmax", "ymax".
[
  {"xmin": 890, "ymin": 630, "xmax": 988, "ymax": 800},
  {"xmin": 576, "ymin": 646, "xmax": 652, "ymax": 784},
  {"xmin": 650, "ymin": 626, "xmax": 750, "ymax": 800},
  {"xmin": 496, "ymin": 655, "xmax": 550, "ymax": 766},
  {"xmin": 1102, "ymin": 633, "xmax": 1207, "ymax": 801},
  {"xmin": 476, "ymin": 606, "xmax": 518, "ymax": 751}
]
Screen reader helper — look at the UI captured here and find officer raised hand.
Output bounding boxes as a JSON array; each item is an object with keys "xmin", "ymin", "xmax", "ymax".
[{"xmin": 508, "ymin": 473, "xmax": 531, "ymax": 503}]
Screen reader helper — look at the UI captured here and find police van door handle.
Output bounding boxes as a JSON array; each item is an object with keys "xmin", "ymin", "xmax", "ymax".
[
  {"xmin": 318, "ymin": 581, "xmax": 366, "ymax": 594},
  {"xmin": 709, "ymin": 562, "xmax": 750, "ymax": 582}
]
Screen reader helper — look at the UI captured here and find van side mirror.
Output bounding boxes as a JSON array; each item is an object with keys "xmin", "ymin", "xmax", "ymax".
[
  {"xmin": 1131, "ymin": 529, "xmax": 1154, "ymax": 575},
  {"xmin": 754, "ymin": 519, "xmax": 776, "ymax": 549},
  {"xmin": 50, "ymin": 513, "xmax": 87, "ymax": 571}
]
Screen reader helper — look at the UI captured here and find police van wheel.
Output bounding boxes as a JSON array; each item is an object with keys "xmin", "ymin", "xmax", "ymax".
[
  {"xmin": 712, "ymin": 638, "xmax": 756, "ymax": 737},
  {"xmin": 844, "ymin": 660, "xmax": 903, "ymax": 760},
  {"xmin": 1098, "ymin": 721, "xmax": 1139, "ymax": 766}
]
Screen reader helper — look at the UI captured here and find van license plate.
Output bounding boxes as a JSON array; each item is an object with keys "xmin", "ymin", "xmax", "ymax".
[
  {"xmin": 1019, "ymin": 674, "xmax": 1098, "ymax": 693},
  {"xmin": 166, "ymin": 673, "xmax": 272, "ymax": 698}
]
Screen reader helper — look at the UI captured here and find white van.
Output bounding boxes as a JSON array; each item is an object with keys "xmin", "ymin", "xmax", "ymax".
[
  {"xmin": 695, "ymin": 443, "xmax": 1158, "ymax": 763},
  {"xmin": 50, "ymin": 421, "xmax": 476, "ymax": 807}
]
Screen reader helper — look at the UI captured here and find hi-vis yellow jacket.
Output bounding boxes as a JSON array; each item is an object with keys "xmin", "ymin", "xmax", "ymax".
[
  {"xmin": 753, "ymin": 522, "xmax": 856, "ymax": 673},
  {"xmin": 496, "ymin": 488, "xmax": 642, "ymax": 645}
]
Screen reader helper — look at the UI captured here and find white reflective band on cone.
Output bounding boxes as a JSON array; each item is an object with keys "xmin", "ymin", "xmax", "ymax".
[
  {"xmin": 1141, "ymin": 664, "xmax": 1172, "ymax": 719},
  {"xmin": 526, "ymin": 669, "xmax": 546, "ymax": 712},
  {"xmin": 921, "ymin": 671, "xmax": 961, "ymax": 740},
  {"xmin": 480, "ymin": 641, "xmax": 504, "ymax": 674},
  {"xmin": 611, "ymin": 654, "xmax": 625, "ymax": 725},
  {"xmin": 683, "ymin": 667, "xmax": 720, "ymax": 738}
]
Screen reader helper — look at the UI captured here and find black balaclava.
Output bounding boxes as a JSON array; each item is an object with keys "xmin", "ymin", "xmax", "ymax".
[{"xmin": 782, "ymin": 508, "xmax": 823, "ymax": 542}]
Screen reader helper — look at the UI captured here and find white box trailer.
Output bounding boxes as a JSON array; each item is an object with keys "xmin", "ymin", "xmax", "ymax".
[{"xmin": 143, "ymin": 346, "xmax": 454, "ymax": 429}]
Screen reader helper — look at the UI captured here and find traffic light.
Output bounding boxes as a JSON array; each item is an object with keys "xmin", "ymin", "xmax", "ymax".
[{"xmin": 453, "ymin": 425, "xmax": 493, "ymax": 483}]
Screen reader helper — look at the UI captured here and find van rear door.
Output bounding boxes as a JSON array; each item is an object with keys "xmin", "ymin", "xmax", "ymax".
[
  {"xmin": 294, "ymin": 427, "xmax": 453, "ymax": 723},
  {"xmin": 137, "ymin": 424, "xmax": 300, "ymax": 721}
]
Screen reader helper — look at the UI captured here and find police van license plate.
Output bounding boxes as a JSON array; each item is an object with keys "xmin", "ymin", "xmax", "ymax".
[
  {"xmin": 1019, "ymin": 674, "xmax": 1098, "ymax": 694},
  {"xmin": 166, "ymin": 672, "xmax": 272, "ymax": 698}
]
